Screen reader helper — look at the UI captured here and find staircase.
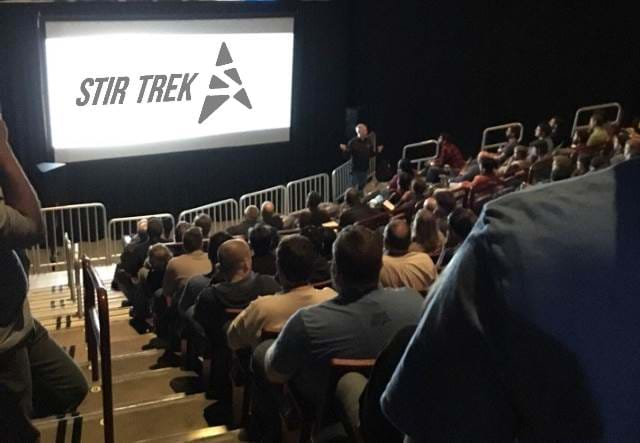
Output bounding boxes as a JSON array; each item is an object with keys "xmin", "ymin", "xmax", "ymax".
[{"xmin": 29, "ymin": 265, "xmax": 241, "ymax": 443}]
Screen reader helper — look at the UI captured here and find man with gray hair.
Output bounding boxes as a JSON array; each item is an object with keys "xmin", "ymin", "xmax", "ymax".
[
  {"xmin": 227, "ymin": 205, "xmax": 260, "ymax": 238},
  {"xmin": 340, "ymin": 123, "xmax": 383, "ymax": 190}
]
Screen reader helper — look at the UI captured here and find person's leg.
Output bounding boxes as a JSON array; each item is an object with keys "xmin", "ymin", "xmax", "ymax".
[
  {"xmin": 0, "ymin": 343, "xmax": 39, "ymax": 442},
  {"xmin": 334, "ymin": 372, "xmax": 367, "ymax": 442},
  {"xmin": 248, "ymin": 340, "xmax": 282, "ymax": 443},
  {"xmin": 28, "ymin": 320, "xmax": 89, "ymax": 418},
  {"xmin": 352, "ymin": 170, "xmax": 368, "ymax": 191}
]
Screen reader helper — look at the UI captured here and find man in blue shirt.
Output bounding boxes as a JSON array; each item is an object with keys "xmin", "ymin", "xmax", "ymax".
[
  {"xmin": 263, "ymin": 226, "xmax": 423, "ymax": 429},
  {"xmin": 382, "ymin": 158, "xmax": 640, "ymax": 442}
]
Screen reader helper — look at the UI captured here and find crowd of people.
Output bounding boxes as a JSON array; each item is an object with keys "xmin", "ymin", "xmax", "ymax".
[{"xmin": 3, "ymin": 107, "xmax": 640, "ymax": 442}]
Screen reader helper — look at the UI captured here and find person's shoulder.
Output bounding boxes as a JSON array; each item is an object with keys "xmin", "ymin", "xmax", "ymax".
[{"xmin": 373, "ymin": 286, "xmax": 422, "ymax": 299}]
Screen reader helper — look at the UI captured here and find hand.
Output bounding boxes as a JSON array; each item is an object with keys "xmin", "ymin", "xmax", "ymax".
[
  {"xmin": 339, "ymin": 143, "xmax": 347, "ymax": 151},
  {"xmin": 377, "ymin": 144, "xmax": 384, "ymax": 153}
]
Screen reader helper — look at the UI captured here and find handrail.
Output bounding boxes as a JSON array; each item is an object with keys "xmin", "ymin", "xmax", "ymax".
[
  {"xmin": 480, "ymin": 122, "xmax": 524, "ymax": 151},
  {"xmin": 178, "ymin": 199, "xmax": 239, "ymax": 235},
  {"xmin": 402, "ymin": 139, "xmax": 439, "ymax": 170},
  {"xmin": 63, "ymin": 233, "xmax": 76, "ymax": 303},
  {"xmin": 286, "ymin": 173, "xmax": 331, "ymax": 214},
  {"xmin": 28, "ymin": 202, "xmax": 108, "ymax": 274},
  {"xmin": 239, "ymin": 185, "xmax": 288, "ymax": 216},
  {"xmin": 82, "ymin": 256, "xmax": 115, "ymax": 443},
  {"xmin": 571, "ymin": 102, "xmax": 622, "ymax": 136},
  {"xmin": 107, "ymin": 213, "xmax": 175, "ymax": 259},
  {"xmin": 331, "ymin": 160, "xmax": 352, "ymax": 202}
]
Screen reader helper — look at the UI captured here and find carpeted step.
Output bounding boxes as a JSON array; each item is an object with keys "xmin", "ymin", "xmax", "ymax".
[
  {"xmin": 34, "ymin": 393, "xmax": 217, "ymax": 443},
  {"xmin": 78, "ymin": 349, "xmax": 166, "ymax": 380},
  {"xmin": 80, "ymin": 367, "xmax": 202, "ymax": 414}
]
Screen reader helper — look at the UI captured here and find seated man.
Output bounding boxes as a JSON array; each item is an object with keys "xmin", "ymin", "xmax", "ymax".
[
  {"xmin": 194, "ymin": 213, "xmax": 212, "ymax": 238},
  {"xmin": 339, "ymin": 187, "xmax": 378, "ymax": 228},
  {"xmin": 262, "ymin": 226, "xmax": 424, "ymax": 430},
  {"xmin": 456, "ymin": 152, "xmax": 501, "ymax": 194},
  {"xmin": 178, "ymin": 231, "xmax": 232, "ymax": 317},
  {"xmin": 423, "ymin": 133, "xmax": 466, "ymax": 183},
  {"xmin": 261, "ymin": 201, "xmax": 284, "ymax": 231},
  {"xmin": 387, "ymin": 158, "xmax": 415, "ymax": 195},
  {"xmin": 305, "ymin": 191, "xmax": 331, "ymax": 227},
  {"xmin": 248, "ymin": 223, "xmax": 277, "ymax": 276},
  {"xmin": 379, "ymin": 219, "xmax": 437, "ymax": 293},
  {"xmin": 157, "ymin": 227, "xmax": 211, "ymax": 348},
  {"xmin": 409, "ymin": 209, "xmax": 445, "ymax": 257},
  {"xmin": 114, "ymin": 217, "xmax": 163, "ymax": 305},
  {"xmin": 550, "ymin": 155, "xmax": 573, "ymax": 182},
  {"xmin": 227, "ymin": 205, "xmax": 260, "ymax": 238},
  {"xmin": 435, "ymin": 207, "xmax": 477, "ymax": 269},
  {"xmin": 227, "ymin": 234, "xmax": 336, "ymax": 350},
  {"xmin": 131, "ymin": 243, "xmax": 172, "ymax": 329},
  {"xmin": 193, "ymin": 239, "xmax": 280, "ymax": 409}
]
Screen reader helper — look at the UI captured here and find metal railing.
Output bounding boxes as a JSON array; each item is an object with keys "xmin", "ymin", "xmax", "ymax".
[
  {"xmin": 240, "ymin": 185, "xmax": 288, "ymax": 216},
  {"xmin": 178, "ymin": 199, "xmax": 239, "ymax": 234},
  {"xmin": 480, "ymin": 122, "xmax": 524, "ymax": 151},
  {"xmin": 571, "ymin": 102, "xmax": 622, "ymax": 136},
  {"xmin": 331, "ymin": 160, "xmax": 352, "ymax": 202},
  {"xmin": 402, "ymin": 139, "xmax": 440, "ymax": 170},
  {"xmin": 368, "ymin": 132, "xmax": 378, "ymax": 179},
  {"xmin": 28, "ymin": 203, "xmax": 108, "ymax": 274},
  {"xmin": 286, "ymin": 173, "xmax": 330, "ymax": 213},
  {"xmin": 107, "ymin": 213, "xmax": 175, "ymax": 260},
  {"xmin": 82, "ymin": 256, "xmax": 114, "ymax": 443}
]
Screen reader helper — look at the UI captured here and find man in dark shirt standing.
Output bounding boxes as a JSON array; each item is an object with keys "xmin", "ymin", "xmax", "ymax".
[{"xmin": 340, "ymin": 123, "xmax": 383, "ymax": 191}]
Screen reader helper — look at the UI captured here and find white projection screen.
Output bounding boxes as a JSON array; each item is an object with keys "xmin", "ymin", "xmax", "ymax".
[{"xmin": 43, "ymin": 18, "xmax": 294, "ymax": 162}]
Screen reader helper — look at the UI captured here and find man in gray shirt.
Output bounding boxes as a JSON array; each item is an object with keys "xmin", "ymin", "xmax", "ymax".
[
  {"xmin": 0, "ymin": 118, "xmax": 88, "ymax": 441},
  {"xmin": 259, "ymin": 225, "xmax": 423, "ymax": 439}
]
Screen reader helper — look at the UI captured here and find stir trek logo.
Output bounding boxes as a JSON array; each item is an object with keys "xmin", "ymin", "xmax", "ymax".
[{"xmin": 74, "ymin": 42, "xmax": 252, "ymax": 124}]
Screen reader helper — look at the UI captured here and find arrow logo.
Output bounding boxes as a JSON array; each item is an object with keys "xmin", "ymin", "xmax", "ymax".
[{"xmin": 198, "ymin": 42, "xmax": 252, "ymax": 124}]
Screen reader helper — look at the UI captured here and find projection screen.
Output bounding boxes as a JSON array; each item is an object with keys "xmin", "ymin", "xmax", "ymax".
[{"xmin": 42, "ymin": 18, "xmax": 294, "ymax": 162}]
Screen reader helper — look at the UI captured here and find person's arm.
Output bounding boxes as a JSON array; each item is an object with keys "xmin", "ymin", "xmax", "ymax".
[
  {"xmin": 0, "ymin": 118, "xmax": 43, "ymax": 249},
  {"xmin": 380, "ymin": 230, "xmax": 515, "ymax": 442},
  {"xmin": 226, "ymin": 300, "xmax": 264, "ymax": 350},
  {"xmin": 264, "ymin": 312, "xmax": 309, "ymax": 384}
]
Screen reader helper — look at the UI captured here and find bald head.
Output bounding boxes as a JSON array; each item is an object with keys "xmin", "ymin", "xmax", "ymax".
[
  {"xmin": 261, "ymin": 201, "xmax": 275, "ymax": 218},
  {"xmin": 384, "ymin": 219, "xmax": 411, "ymax": 255},
  {"xmin": 355, "ymin": 123, "xmax": 369, "ymax": 139},
  {"xmin": 218, "ymin": 238, "xmax": 252, "ymax": 281},
  {"xmin": 245, "ymin": 205, "xmax": 260, "ymax": 222}
]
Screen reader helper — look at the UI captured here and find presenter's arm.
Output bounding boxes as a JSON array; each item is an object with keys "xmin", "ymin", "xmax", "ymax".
[{"xmin": 0, "ymin": 117, "xmax": 43, "ymax": 248}]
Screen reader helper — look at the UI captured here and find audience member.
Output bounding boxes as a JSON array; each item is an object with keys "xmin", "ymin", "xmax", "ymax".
[
  {"xmin": 610, "ymin": 130, "xmax": 629, "ymax": 165},
  {"xmin": 424, "ymin": 133, "xmax": 466, "ymax": 182},
  {"xmin": 248, "ymin": 223, "xmax": 277, "ymax": 276},
  {"xmin": 387, "ymin": 158, "xmax": 415, "ymax": 194},
  {"xmin": 339, "ymin": 187, "xmax": 378, "ymax": 228},
  {"xmin": 409, "ymin": 209, "xmax": 445, "ymax": 256},
  {"xmin": 227, "ymin": 205, "xmax": 260, "ymax": 238},
  {"xmin": 436, "ymin": 207, "xmax": 477, "ymax": 269},
  {"xmin": 132, "ymin": 243, "xmax": 172, "ymax": 329},
  {"xmin": 497, "ymin": 125, "xmax": 520, "ymax": 162},
  {"xmin": 534, "ymin": 122, "xmax": 555, "ymax": 153},
  {"xmin": 175, "ymin": 221, "xmax": 190, "ymax": 243},
  {"xmin": 382, "ymin": 157, "xmax": 640, "ymax": 442},
  {"xmin": 177, "ymin": 231, "xmax": 233, "ymax": 317},
  {"xmin": 262, "ymin": 226, "xmax": 423, "ymax": 429},
  {"xmin": 260, "ymin": 201, "xmax": 284, "ymax": 231},
  {"xmin": 624, "ymin": 139, "xmax": 640, "ymax": 161},
  {"xmin": 305, "ymin": 191, "xmax": 330, "ymax": 226},
  {"xmin": 0, "ymin": 118, "xmax": 88, "ymax": 441},
  {"xmin": 162, "ymin": 227, "xmax": 211, "ymax": 305},
  {"xmin": 460, "ymin": 152, "xmax": 501, "ymax": 193},
  {"xmin": 572, "ymin": 153, "xmax": 591, "ymax": 177},
  {"xmin": 589, "ymin": 154, "xmax": 609, "ymax": 172},
  {"xmin": 550, "ymin": 155, "xmax": 573, "ymax": 182},
  {"xmin": 161, "ymin": 216, "xmax": 174, "ymax": 242},
  {"xmin": 587, "ymin": 112, "xmax": 609, "ymax": 147},
  {"xmin": 227, "ymin": 235, "xmax": 336, "ymax": 350},
  {"xmin": 194, "ymin": 213, "xmax": 212, "ymax": 238},
  {"xmin": 379, "ymin": 219, "xmax": 437, "ymax": 293},
  {"xmin": 389, "ymin": 172, "xmax": 412, "ymax": 205},
  {"xmin": 498, "ymin": 145, "xmax": 530, "ymax": 177},
  {"xmin": 114, "ymin": 217, "xmax": 163, "ymax": 305},
  {"xmin": 432, "ymin": 190, "xmax": 456, "ymax": 234},
  {"xmin": 300, "ymin": 225, "xmax": 333, "ymax": 282},
  {"xmin": 549, "ymin": 115, "xmax": 567, "ymax": 147},
  {"xmin": 193, "ymin": 239, "xmax": 280, "ymax": 413}
]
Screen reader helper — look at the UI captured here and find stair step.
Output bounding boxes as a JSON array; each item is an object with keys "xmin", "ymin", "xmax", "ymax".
[
  {"xmin": 80, "ymin": 367, "xmax": 202, "ymax": 413},
  {"xmin": 79, "ymin": 349, "xmax": 165, "ymax": 379},
  {"xmin": 34, "ymin": 393, "xmax": 217, "ymax": 443},
  {"xmin": 133, "ymin": 428, "xmax": 239, "ymax": 443}
]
